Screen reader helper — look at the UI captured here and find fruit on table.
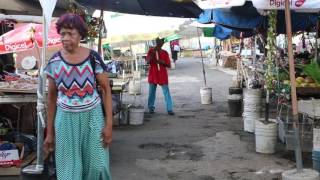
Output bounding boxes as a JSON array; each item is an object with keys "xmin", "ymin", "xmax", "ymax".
[
  {"xmin": 296, "ymin": 77, "xmax": 305, "ymax": 84},
  {"xmin": 309, "ymin": 83, "xmax": 317, "ymax": 87},
  {"xmin": 305, "ymin": 77, "xmax": 315, "ymax": 83},
  {"xmin": 300, "ymin": 83, "xmax": 308, "ymax": 87},
  {"xmin": 283, "ymin": 80, "xmax": 290, "ymax": 85}
]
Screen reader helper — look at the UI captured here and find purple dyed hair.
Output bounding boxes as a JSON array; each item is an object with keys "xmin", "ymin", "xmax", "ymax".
[{"xmin": 56, "ymin": 13, "xmax": 88, "ymax": 39}]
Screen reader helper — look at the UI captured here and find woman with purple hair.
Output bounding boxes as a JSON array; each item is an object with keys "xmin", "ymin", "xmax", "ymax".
[{"xmin": 43, "ymin": 13, "xmax": 112, "ymax": 180}]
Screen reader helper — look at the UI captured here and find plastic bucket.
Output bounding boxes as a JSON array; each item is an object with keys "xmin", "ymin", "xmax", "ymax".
[
  {"xmin": 171, "ymin": 62, "xmax": 176, "ymax": 70},
  {"xmin": 133, "ymin": 71, "xmax": 141, "ymax": 80},
  {"xmin": 229, "ymin": 87, "xmax": 243, "ymax": 95},
  {"xmin": 243, "ymin": 88, "xmax": 262, "ymax": 133},
  {"xmin": 255, "ymin": 119, "xmax": 277, "ymax": 154},
  {"xmin": 129, "ymin": 107, "xmax": 145, "ymax": 125},
  {"xmin": 200, "ymin": 87, "xmax": 213, "ymax": 105},
  {"xmin": 313, "ymin": 151, "xmax": 320, "ymax": 172},
  {"xmin": 313, "ymin": 128, "xmax": 320, "ymax": 151},
  {"xmin": 228, "ymin": 94, "xmax": 242, "ymax": 117},
  {"xmin": 119, "ymin": 104, "xmax": 129, "ymax": 125},
  {"xmin": 129, "ymin": 79, "xmax": 141, "ymax": 95}
]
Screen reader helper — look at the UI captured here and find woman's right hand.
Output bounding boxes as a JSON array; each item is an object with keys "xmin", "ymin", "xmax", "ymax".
[{"xmin": 43, "ymin": 134, "xmax": 55, "ymax": 155}]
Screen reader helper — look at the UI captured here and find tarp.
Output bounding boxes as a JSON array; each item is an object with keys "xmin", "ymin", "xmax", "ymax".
[
  {"xmin": 76, "ymin": 0, "xmax": 203, "ymax": 18},
  {"xmin": 195, "ymin": 0, "xmax": 320, "ymax": 11},
  {"xmin": 210, "ymin": 25, "xmax": 254, "ymax": 40},
  {"xmin": 164, "ymin": 34, "xmax": 181, "ymax": 42},
  {"xmin": 198, "ymin": 2, "xmax": 318, "ymax": 35}
]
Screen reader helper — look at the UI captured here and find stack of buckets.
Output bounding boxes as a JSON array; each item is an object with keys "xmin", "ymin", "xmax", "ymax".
[
  {"xmin": 243, "ymin": 88, "xmax": 262, "ymax": 133},
  {"xmin": 313, "ymin": 128, "xmax": 320, "ymax": 172},
  {"xmin": 228, "ymin": 87, "xmax": 243, "ymax": 117}
]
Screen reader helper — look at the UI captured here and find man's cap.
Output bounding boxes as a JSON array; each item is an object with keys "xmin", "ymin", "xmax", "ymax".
[{"xmin": 155, "ymin": 37, "xmax": 165, "ymax": 44}]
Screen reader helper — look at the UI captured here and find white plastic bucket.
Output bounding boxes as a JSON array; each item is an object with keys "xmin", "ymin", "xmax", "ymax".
[
  {"xmin": 255, "ymin": 119, "xmax": 278, "ymax": 154},
  {"xmin": 243, "ymin": 88, "xmax": 261, "ymax": 132},
  {"xmin": 129, "ymin": 79, "xmax": 141, "ymax": 95},
  {"xmin": 129, "ymin": 107, "xmax": 145, "ymax": 125},
  {"xmin": 200, "ymin": 87, "xmax": 213, "ymax": 105},
  {"xmin": 171, "ymin": 62, "xmax": 176, "ymax": 70},
  {"xmin": 133, "ymin": 71, "xmax": 141, "ymax": 80},
  {"xmin": 313, "ymin": 128, "xmax": 320, "ymax": 151},
  {"xmin": 282, "ymin": 169, "xmax": 319, "ymax": 180},
  {"xmin": 243, "ymin": 114, "xmax": 260, "ymax": 133}
]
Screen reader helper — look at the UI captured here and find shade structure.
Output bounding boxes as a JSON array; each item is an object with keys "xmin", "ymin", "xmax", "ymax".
[
  {"xmin": 76, "ymin": 0, "xmax": 202, "ymax": 18},
  {"xmin": 197, "ymin": 2, "xmax": 318, "ymax": 34},
  {"xmin": 164, "ymin": 34, "xmax": 182, "ymax": 42},
  {"xmin": 195, "ymin": 0, "xmax": 320, "ymax": 11},
  {"xmin": 0, "ymin": 22, "xmax": 61, "ymax": 54}
]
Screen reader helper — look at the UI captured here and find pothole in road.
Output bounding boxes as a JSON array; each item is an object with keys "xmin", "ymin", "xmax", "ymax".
[{"xmin": 139, "ymin": 143, "xmax": 204, "ymax": 161}]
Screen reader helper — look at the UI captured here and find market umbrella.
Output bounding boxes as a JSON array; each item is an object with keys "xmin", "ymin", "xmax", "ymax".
[
  {"xmin": 164, "ymin": 34, "xmax": 182, "ymax": 42},
  {"xmin": 0, "ymin": 22, "xmax": 61, "ymax": 54},
  {"xmin": 75, "ymin": 0, "xmax": 202, "ymax": 18}
]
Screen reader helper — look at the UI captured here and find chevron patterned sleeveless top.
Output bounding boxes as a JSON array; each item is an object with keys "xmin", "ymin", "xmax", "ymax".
[{"xmin": 44, "ymin": 50, "xmax": 105, "ymax": 112}]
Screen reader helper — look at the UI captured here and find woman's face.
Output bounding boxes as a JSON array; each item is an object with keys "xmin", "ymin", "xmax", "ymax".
[{"xmin": 60, "ymin": 28, "xmax": 82, "ymax": 52}]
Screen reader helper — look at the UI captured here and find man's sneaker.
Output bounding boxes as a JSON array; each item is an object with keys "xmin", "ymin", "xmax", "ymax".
[
  {"xmin": 168, "ymin": 111, "xmax": 175, "ymax": 115},
  {"xmin": 149, "ymin": 109, "xmax": 155, "ymax": 114}
]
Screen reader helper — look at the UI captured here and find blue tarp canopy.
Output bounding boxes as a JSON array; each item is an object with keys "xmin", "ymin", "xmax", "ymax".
[
  {"xmin": 212, "ymin": 25, "xmax": 254, "ymax": 40},
  {"xmin": 198, "ymin": 1, "xmax": 318, "ymax": 39}
]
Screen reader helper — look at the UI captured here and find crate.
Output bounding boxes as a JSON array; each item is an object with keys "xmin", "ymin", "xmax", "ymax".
[
  {"xmin": 298, "ymin": 99, "xmax": 320, "ymax": 117},
  {"xmin": 0, "ymin": 142, "xmax": 26, "ymax": 176},
  {"xmin": 277, "ymin": 117, "xmax": 313, "ymax": 152}
]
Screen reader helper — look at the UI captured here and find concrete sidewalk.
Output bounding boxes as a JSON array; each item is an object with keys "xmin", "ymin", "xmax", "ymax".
[
  {"xmin": 109, "ymin": 57, "xmax": 298, "ymax": 180},
  {"xmin": 5, "ymin": 57, "xmax": 303, "ymax": 180}
]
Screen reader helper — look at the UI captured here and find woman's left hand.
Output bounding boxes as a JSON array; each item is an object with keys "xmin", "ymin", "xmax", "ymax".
[{"xmin": 101, "ymin": 126, "xmax": 112, "ymax": 148}]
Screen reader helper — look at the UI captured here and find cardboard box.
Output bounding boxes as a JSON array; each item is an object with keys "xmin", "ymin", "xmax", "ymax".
[
  {"xmin": 0, "ymin": 142, "xmax": 24, "ymax": 168},
  {"xmin": 0, "ymin": 142, "xmax": 27, "ymax": 176}
]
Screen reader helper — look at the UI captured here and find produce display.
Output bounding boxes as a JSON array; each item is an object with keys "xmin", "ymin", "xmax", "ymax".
[{"xmin": 0, "ymin": 77, "xmax": 38, "ymax": 91}]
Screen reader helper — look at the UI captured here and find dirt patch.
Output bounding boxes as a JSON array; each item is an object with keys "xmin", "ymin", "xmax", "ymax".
[{"xmin": 139, "ymin": 143, "xmax": 204, "ymax": 161}]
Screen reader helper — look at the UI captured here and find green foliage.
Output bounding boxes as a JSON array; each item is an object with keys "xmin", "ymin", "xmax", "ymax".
[
  {"xmin": 303, "ymin": 62, "xmax": 320, "ymax": 84},
  {"xmin": 265, "ymin": 10, "xmax": 277, "ymax": 91}
]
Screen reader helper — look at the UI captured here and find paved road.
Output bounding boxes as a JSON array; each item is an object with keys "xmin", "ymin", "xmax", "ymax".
[
  {"xmin": 6, "ymin": 57, "xmax": 302, "ymax": 180},
  {"xmin": 110, "ymin": 57, "xmax": 297, "ymax": 180}
]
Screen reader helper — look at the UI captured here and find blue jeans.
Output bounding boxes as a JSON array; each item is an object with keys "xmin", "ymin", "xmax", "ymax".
[{"xmin": 148, "ymin": 84, "xmax": 173, "ymax": 112}]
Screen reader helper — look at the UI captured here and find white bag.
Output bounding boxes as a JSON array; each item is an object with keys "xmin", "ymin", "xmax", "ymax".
[{"xmin": 173, "ymin": 45, "xmax": 180, "ymax": 52}]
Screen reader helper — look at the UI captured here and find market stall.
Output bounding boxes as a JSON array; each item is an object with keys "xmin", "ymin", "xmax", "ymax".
[{"xmin": 197, "ymin": 0, "xmax": 320, "ymax": 177}]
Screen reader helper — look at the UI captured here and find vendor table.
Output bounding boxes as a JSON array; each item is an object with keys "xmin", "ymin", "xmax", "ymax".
[{"xmin": 0, "ymin": 78, "xmax": 129, "ymax": 126}]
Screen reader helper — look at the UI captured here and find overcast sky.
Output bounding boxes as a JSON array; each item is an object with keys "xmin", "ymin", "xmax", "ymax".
[{"xmin": 93, "ymin": 11, "xmax": 189, "ymax": 37}]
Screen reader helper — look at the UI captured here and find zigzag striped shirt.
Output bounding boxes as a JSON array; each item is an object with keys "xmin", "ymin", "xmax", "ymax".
[{"xmin": 44, "ymin": 50, "xmax": 105, "ymax": 112}]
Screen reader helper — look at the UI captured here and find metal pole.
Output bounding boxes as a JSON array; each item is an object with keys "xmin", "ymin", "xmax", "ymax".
[
  {"xmin": 98, "ymin": 10, "xmax": 104, "ymax": 57},
  {"xmin": 22, "ymin": 14, "xmax": 46, "ymax": 175},
  {"xmin": 252, "ymin": 36, "xmax": 256, "ymax": 65},
  {"xmin": 285, "ymin": 0, "xmax": 303, "ymax": 172},
  {"xmin": 196, "ymin": 27, "xmax": 207, "ymax": 86},
  {"xmin": 316, "ymin": 20, "xmax": 319, "ymax": 63}
]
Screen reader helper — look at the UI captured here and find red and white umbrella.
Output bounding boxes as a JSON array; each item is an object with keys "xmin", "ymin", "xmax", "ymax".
[{"xmin": 0, "ymin": 22, "xmax": 61, "ymax": 54}]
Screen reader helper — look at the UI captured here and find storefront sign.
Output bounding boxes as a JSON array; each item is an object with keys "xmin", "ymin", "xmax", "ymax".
[{"xmin": 252, "ymin": 0, "xmax": 320, "ymax": 10}]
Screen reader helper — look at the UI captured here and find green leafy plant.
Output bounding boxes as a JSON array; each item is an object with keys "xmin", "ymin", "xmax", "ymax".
[
  {"xmin": 303, "ymin": 62, "xmax": 320, "ymax": 84},
  {"xmin": 265, "ymin": 10, "xmax": 277, "ymax": 91}
]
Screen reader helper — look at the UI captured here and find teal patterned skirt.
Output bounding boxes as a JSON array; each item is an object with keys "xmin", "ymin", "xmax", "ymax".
[{"xmin": 55, "ymin": 105, "xmax": 111, "ymax": 180}]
